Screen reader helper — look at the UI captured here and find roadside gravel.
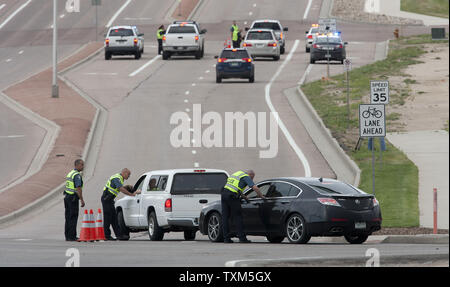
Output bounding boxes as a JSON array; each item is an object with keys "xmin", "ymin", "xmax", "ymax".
[{"xmin": 373, "ymin": 227, "xmax": 448, "ymax": 235}]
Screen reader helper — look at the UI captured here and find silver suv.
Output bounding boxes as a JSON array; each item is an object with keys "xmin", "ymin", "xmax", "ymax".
[
  {"xmin": 105, "ymin": 25, "xmax": 144, "ymax": 60},
  {"xmin": 246, "ymin": 20, "xmax": 288, "ymax": 54},
  {"xmin": 243, "ymin": 29, "xmax": 280, "ymax": 61}
]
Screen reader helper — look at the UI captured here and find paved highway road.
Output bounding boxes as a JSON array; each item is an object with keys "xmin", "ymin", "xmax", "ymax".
[{"xmin": 0, "ymin": 0, "xmax": 445, "ymax": 267}]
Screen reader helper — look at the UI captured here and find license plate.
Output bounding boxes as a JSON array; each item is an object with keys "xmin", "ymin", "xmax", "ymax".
[
  {"xmin": 355, "ymin": 222, "xmax": 366, "ymax": 229},
  {"xmin": 256, "ymin": 44, "xmax": 264, "ymax": 48},
  {"xmin": 325, "ymin": 54, "xmax": 332, "ymax": 58},
  {"xmin": 230, "ymin": 62, "xmax": 240, "ymax": 67}
]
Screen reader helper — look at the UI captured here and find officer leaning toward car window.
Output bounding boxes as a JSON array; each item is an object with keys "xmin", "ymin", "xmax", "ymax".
[
  {"xmin": 230, "ymin": 20, "xmax": 239, "ymax": 48},
  {"xmin": 101, "ymin": 168, "xmax": 141, "ymax": 241},
  {"xmin": 156, "ymin": 25, "xmax": 165, "ymax": 55},
  {"xmin": 222, "ymin": 170, "xmax": 265, "ymax": 243},
  {"xmin": 64, "ymin": 159, "xmax": 85, "ymax": 241}
]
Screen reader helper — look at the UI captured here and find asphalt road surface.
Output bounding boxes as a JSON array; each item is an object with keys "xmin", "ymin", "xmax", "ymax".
[{"xmin": 0, "ymin": 0, "xmax": 446, "ymax": 267}]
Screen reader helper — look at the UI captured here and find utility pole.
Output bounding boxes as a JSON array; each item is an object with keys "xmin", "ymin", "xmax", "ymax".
[{"xmin": 52, "ymin": 0, "xmax": 58, "ymax": 98}]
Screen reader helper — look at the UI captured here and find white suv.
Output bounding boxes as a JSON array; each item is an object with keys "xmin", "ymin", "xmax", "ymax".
[
  {"xmin": 115, "ymin": 169, "xmax": 228, "ymax": 241},
  {"xmin": 246, "ymin": 20, "xmax": 288, "ymax": 54},
  {"xmin": 104, "ymin": 25, "xmax": 144, "ymax": 60}
]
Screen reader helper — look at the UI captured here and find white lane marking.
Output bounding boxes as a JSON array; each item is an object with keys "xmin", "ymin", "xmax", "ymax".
[
  {"xmin": 185, "ymin": 91, "xmax": 190, "ymax": 95},
  {"xmin": 265, "ymin": 39, "xmax": 311, "ymax": 177},
  {"xmin": 14, "ymin": 238, "xmax": 32, "ymax": 241},
  {"xmin": 5, "ymin": 58, "xmax": 11, "ymax": 62},
  {"xmin": 184, "ymin": 99, "xmax": 189, "ymax": 103},
  {"xmin": 194, "ymin": 162, "xmax": 199, "ymax": 167},
  {"xmin": 248, "ymin": 11, "xmax": 253, "ymax": 16},
  {"xmin": 298, "ymin": 64, "xmax": 312, "ymax": 85},
  {"xmin": 253, "ymin": 3, "xmax": 256, "ymax": 7},
  {"xmin": 60, "ymin": 14, "xmax": 65, "ymax": 19},
  {"xmin": 205, "ymin": 70, "xmax": 210, "ymax": 73},
  {"xmin": 0, "ymin": 135, "xmax": 25, "ymax": 139},
  {"xmin": 128, "ymin": 54, "xmax": 161, "ymax": 77},
  {"xmin": 244, "ymin": 21, "xmax": 247, "ymax": 25},
  {"xmin": 303, "ymin": 0, "xmax": 313, "ymax": 20},
  {"xmin": 0, "ymin": 0, "xmax": 32, "ymax": 30},
  {"xmin": 106, "ymin": 0, "xmax": 133, "ymax": 28},
  {"xmin": 0, "ymin": 4, "xmax": 5, "ymax": 11},
  {"xmin": 84, "ymin": 72, "xmax": 118, "ymax": 76},
  {"xmin": 199, "ymin": 76, "xmax": 204, "ymax": 80},
  {"xmin": 185, "ymin": 108, "xmax": 190, "ymax": 112},
  {"xmin": 192, "ymin": 150, "xmax": 197, "ymax": 154},
  {"xmin": 18, "ymin": 50, "xmax": 24, "ymax": 55}
]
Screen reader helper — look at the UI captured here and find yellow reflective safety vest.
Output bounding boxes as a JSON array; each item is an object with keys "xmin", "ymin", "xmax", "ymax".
[
  {"xmin": 104, "ymin": 173, "xmax": 124, "ymax": 198},
  {"xmin": 157, "ymin": 29, "xmax": 164, "ymax": 40},
  {"xmin": 65, "ymin": 169, "xmax": 82, "ymax": 195},
  {"xmin": 224, "ymin": 171, "xmax": 249, "ymax": 194},
  {"xmin": 232, "ymin": 25, "xmax": 239, "ymax": 41}
]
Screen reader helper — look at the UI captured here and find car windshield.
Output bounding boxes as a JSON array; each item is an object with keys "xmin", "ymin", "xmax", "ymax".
[
  {"xmin": 247, "ymin": 31, "xmax": 274, "ymax": 40},
  {"xmin": 168, "ymin": 26, "xmax": 196, "ymax": 33},
  {"xmin": 220, "ymin": 50, "xmax": 250, "ymax": 59},
  {"xmin": 252, "ymin": 22, "xmax": 281, "ymax": 30},
  {"xmin": 315, "ymin": 37, "xmax": 341, "ymax": 44},
  {"xmin": 109, "ymin": 28, "xmax": 134, "ymax": 37},
  {"xmin": 171, "ymin": 173, "xmax": 228, "ymax": 195},
  {"xmin": 309, "ymin": 181, "xmax": 365, "ymax": 195},
  {"xmin": 310, "ymin": 27, "xmax": 319, "ymax": 34}
]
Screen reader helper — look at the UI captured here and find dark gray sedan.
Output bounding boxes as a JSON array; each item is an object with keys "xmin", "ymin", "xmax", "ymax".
[
  {"xmin": 310, "ymin": 35, "xmax": 347, "ymax": 64},
  {"xmin": 199, "ymin": 177, "xmax": 382, "ymax": 244}
]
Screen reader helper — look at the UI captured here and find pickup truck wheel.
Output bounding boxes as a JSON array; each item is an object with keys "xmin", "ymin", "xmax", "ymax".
[
  {"xmin": 216, "ymin": 75, "xmax": 222, "ymax": 83},
  {"xmin": 184, "ymin": 230, "xmax": 196, "ymax": 241},
  {"xmin": 148, "ymin": 211, "xmax": 164, "ymax": 241},
  {"xmin": 162, "ymin": 51, "xmax": 169, "ymax": 60},
  {"xmin": 280, "ymin": 46, "xmax": 285, "ymax": 54},
  {"xmin": 117, "ymin": 210, "xmax": 130, "ymax": 238},
  {"xmin": 135, "ymin": 51, "xmax": 141, "ymax": 60},
  {"xmin": 207, "ymin": 212, "xmax": 223, "ymax": 242},
  {"xmin": 195, "ymin": 50, "xmax": 202, "ymax": 59},
  {"xmin": 105, "ymin": 52, "xmax": 111, "ymax": 60},
  {"xmin": 273, "ymin": 55, "xmax": 280, "ymax": 61},
  {"xmin": 249, "ymin": 75, "xmax": 255, "ymax": 83}
]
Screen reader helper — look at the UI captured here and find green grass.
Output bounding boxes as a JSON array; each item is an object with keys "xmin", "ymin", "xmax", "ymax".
[
  {"xmin": 401, "ymin": 0, "xmax": 449, "ymax": 18},
  {"xmin": 299, "ymin": 35, "xmax": 442, "ymax": 227}
]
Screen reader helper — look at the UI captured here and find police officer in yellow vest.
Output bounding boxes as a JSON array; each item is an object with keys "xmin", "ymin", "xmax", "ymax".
[
  {"xmin": 222, "ymin": 170, "xmax": 265, "ymax": 243},
  {"xmin": 230, "ymin": 21, "xmax": 240, "ymax": 48},
  {"xmin": 101, "ymin": 168, "xmax": 140, "ymax": 240},
  {"xmin": 64, "ymin": 159, "xmax": 85, "ymax": 241},
  {"xmin": 156, "ymin": 25, "xmax": 165, "ymax": 55}
]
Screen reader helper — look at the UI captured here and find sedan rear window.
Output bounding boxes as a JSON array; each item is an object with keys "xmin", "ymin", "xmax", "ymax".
[
  {"xmin": 310, "ymin": 182, "xmax": 365, "ymax": 195},
  {"xmin": 109, "ymin": 29, "xmax": 134, "ymax": 37},
  {"xmin": 252, "ymin": 22, "xmax": 281, "ymax": 30},
  {"xmin": 315, "ymin": 37, "xmax": 341, "ymax": 44},
  {"xmin": 220, "ymin": 50, "xmax": 250, "ymax": 59},
  {"xmin": 168, "ymin": 26, "xmax": 196, "ymax": 34},
  {"xmin": 171, "ymin": 173, "xmax": 228, "ymax": 195},
  {"xmin": 246, "ymin": 31, "xmax": 274, "ymax": 40}
]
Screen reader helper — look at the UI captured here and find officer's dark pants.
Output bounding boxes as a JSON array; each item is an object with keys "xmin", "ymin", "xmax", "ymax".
[
  {"xmin": 221, "ymin": 188, "xmax": 246, "ymax": 240},
  {"xmin": 101, "ymin": 191, "xmax": 121, "ymax": 238},
  {"xmin": 64, "ymin": 193, "xmax": 79, "ymax": 240},
  {"xmin": 157, "ymin": 39, "xmax": 163, "ymax": 54},
  {"xmin": 232, "ymin": 40, "xmax": 239, "ymax": 48}
]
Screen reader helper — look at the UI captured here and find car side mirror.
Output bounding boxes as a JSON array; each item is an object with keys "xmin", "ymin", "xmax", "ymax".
[
  {"xmin": 138, "ymin": 33, "xmax": 144, "ymax": 37},
  {"xmin": 284, "ymin": 27, "xmax": 288, "ymax": 31},
  {"xmin": 245, "ymin": 27, "xmax": 249, "ymax": 31},
  {"xmin": 214, "ymin": 55, "xmax": 219, "ymax": 59},
  {"xmin": 344, "ymin": 42, "xmax": 348, "ymax": 45},
  {"xmin": 201, "ymin": 29, "xmax": 207, "ymax": 34},
  {"xmin": 305, "ymin": 31, "xmax": 309, "ymax": 34}
]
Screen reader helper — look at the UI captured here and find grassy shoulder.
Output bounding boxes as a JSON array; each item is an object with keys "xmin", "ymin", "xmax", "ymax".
[
  {"xmin": 401, "ymin": 0, "xmax": 449, "ymax": 19},
  {"xmin": 301, "ymin": 34, "xmax": 447, "ymax": 227}
]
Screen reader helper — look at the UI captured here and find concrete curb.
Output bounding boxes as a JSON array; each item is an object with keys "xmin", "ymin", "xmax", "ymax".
[
  {"xmin": 0, "ymin": 45, "xmax": 106, "ymax": 227},
  {"xmin": 225, "ymin": 252, "xmax": 449, "ymax": 267},
  {"xmin": 285, "ymin": 87, "xmax": 360, "ymax": 186},
  {"xmin": 381, "ymin": 234, "xmax": 449, "ymax": 244}
]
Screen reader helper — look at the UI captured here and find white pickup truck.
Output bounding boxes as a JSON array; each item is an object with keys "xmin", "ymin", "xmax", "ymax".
[
  {"xmin": 115, "ymin": 169, "xmax": 228, "ymax": 241},
  {"xmin": 162, "ymin": 21, "xmax": 207, "ymax": 60}
]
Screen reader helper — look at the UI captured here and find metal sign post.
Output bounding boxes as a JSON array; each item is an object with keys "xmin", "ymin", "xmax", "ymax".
[
  {"xmin": 359, "ymin": 104, "xmax": 386, "ymax": 196},
  {"xmin": 344, "ymin": 59, "xmax": 351, "ymax": 128}
]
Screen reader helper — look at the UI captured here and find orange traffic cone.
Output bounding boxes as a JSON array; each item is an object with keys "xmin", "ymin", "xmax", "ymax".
[
  {"xmin": 88, "ymin": 209, "xmax": 96, "ymax": 242},
  {"xmin": 95, "ymin": 209, "xmax": 106, "ymax": 241},
  {"xmin": 78, "ymin": 210, "xmax": 91, "ymax": 242}
]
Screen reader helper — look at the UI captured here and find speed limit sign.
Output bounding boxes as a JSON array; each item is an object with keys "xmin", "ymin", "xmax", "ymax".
[
  {"xmin": 344, "ymin": 58, "xmax": 351, "ymax": 71},
  {"xmin": 370, "ymin": 81, "xmax": 389, "ymax": 104}
]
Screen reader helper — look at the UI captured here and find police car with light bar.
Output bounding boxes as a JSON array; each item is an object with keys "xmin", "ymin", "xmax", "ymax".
[{"xmin": 310, "ymin": 32, "xmax": 347, "ymax": 64}]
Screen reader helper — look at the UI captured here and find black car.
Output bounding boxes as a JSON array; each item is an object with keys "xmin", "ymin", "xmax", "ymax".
[
  {"xmin": 215, "ymin": 48, "xmax": 255, "ymax": 83},
  {"xmin": 310, "ymin": 35, "xmax": 347, "ymax": 64},
  {"xmin": 199, "ymin": 177, "xmax": 382, "ymax": 244}
]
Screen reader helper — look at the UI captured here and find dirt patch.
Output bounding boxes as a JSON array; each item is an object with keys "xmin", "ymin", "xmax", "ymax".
[{"xmin": 389, "ymin": 43, "xmax": 449, "ymax": 131}]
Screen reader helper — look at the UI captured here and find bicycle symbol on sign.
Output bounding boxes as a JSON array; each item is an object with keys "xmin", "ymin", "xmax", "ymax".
[{"xmin": 362, "ymin": 107, "xmax": 382, "ymax": 119}]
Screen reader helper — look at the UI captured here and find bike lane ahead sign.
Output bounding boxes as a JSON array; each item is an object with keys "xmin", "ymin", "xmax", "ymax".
[{"xmin": 359, "ymin": 104, "xmax": 386, "ymax": 137}]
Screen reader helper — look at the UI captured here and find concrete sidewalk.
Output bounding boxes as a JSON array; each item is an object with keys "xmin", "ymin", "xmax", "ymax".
[
  {"xmin": 387, "ymin": 130, "xmax": 449, "ymax": 229},
  {"xmin": 365, "ymin": 0, "xmax": 449, "ymax": 26}
]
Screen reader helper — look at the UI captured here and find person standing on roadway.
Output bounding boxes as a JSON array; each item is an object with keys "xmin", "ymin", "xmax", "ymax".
[
  {"xmin": 102, "ymin": 168, "xmax": 140, "ymax": 240},
  {"xmin": 64, "ymin": 159, "xmax": 85, "ymax": 241},
  {"xmin": 156, "ymin": 25, "xmax": 165, "ymax": 55},
  {"xmin": 230, "ymin": 21, "xmax": 240, "ymax": 48},
  {"xmin": 222, "ymin": 170, "xmax": 265, "ymax": 243}
]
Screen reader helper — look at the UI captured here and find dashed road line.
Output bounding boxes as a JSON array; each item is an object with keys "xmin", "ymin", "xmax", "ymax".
[
  {"xmin": 106, "ymin": 0, "xmax": 133, "ymax": 28},
  {"xmin": 128, "ymin": 55, "xmax": 161, "ymax": 77},
  {"xmin": 303, "ymin": 0, "xmax": 313, "ymax": 20},
  {"xmin": 0, "ymin": 0, "xmax": 32, "ymax": 30}
]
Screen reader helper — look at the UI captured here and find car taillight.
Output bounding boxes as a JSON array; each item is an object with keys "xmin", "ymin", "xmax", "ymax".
[
  {"xmin": 105, "ymin": 39, "xmax": 109, "ymax": 47},
  {"xmin": 134, "ymin": 38, "xmax": 138, "ymax": 46},
  {"xmin": 280, "ymin": 32, "xmax": 283, "ymax": 39},
  {"xmin": 165, "ymin": 198, "xmax": 172, "ymax": 212},
  {"xmin": 313, "ymin": 44, "xmax": 318, "ymax": 48},
  {"xmin": 338, "ymin": 44, "xmax": 343, "ymax": 49},
  {"xmin": 162, "ymin": 36, "xmax": 166, "ymax": 42},
  {"xmin": 242, "ymin": 58, "xmax": 252, "ymax": 62},
  {"xmin": 373, "ymin": 198, "xmax": 379, "ymax": 207},
  {"xmin": 317, "ymin": 198, "xmax": 341, "ymax": 207},
  {"xmin": 194, "ymin": 169, "xmax": 205, "ymax": 172},
  {"xmin": 268, "ymin": 42, "xmax": 277, "ymax": 47},
  {"xmin": 308, "ymin": 35, "xmax": 313, "ymax": 39},
  {"xmin": 218, "ymin": 58, "xmax": 227, "ymax": 63},
  {"xmin": 195, "ymin": 35, "xmax": 199, "ymax": 42},
  {"xmin": 243, "ymin": 43, "xmax": 252, "ymax": 47}
]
